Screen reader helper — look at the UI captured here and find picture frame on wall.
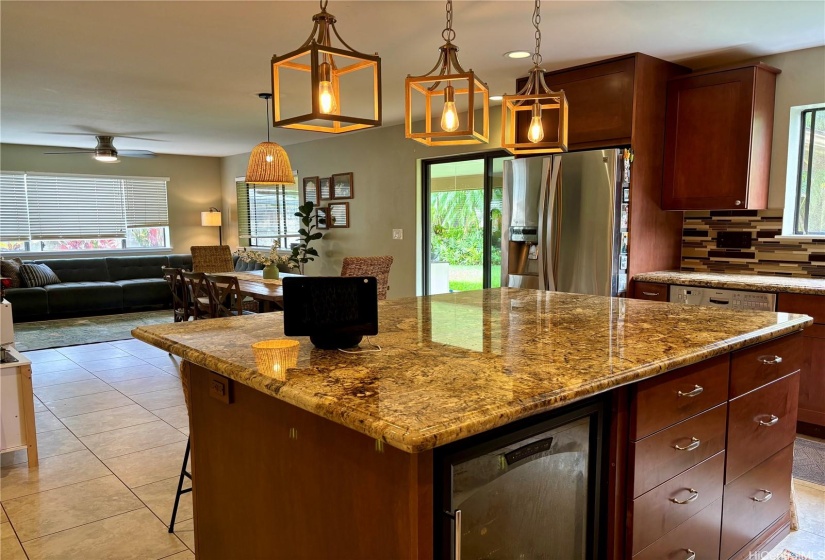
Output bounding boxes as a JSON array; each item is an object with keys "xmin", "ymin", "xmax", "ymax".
[
  {"xmin": 302, "ymin": 177, "xmax": 319, "ymax": 205},
  {"xmin": 328, "ymin": 202, "xmax": 349, "ymax": 228},
  {"xmin": 316, "ymin": 207, "xmax": 329, "ymax": 230},
  {"xmin": 619, "ymin": 254, "xmax": 628, "ymax": 270},
  {"xmin": 331, "ymin": 172, "xmax": 353, "ymax": 199},
  {"xmin": 319, "ymin": 177, "xmax": 332, "ymax": 200},
  {"xmin": 621, "ymin": 187, "xmax": 630, "ymax": 203}
]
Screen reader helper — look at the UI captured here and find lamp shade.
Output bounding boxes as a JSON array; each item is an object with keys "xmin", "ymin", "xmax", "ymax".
[
  {"xmin": 201, "ymin": 210, "xmax": 222, "ymax": 227},
  {"xmin": 245, "ymin": 141, "xmax": 295, "ymax": 184}
]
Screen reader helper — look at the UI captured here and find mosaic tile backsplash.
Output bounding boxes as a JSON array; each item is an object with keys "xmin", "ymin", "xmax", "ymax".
[{"xmin": 681, "ymin": 209, "xmax": 825, "ymax": 278}]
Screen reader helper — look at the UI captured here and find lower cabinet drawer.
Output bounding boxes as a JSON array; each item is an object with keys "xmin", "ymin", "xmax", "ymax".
[
  {"xmin": 633, "ymin": 497, "xmax": 722, "ymax": 560},
  {"xmin": 720, "ymin": 444, "xmax": 793, "ymax": 560},
  {"xmin": 630, "ymin": 403, "xmax": 727, "ymax": 499},
  {"xmin": 634, "ymin": 282, "xmax": 668, "ymax": 301},
  {"xmin": 630, "ymin": 451, "xmax": 725, "ymax": 555},
  {"xmin": 726, "ymin": 372, "xmax": 799, "ymax": 483},
  {"xmin": 730, "ymin": 332, "xmax": 803, "ymax": 397}
]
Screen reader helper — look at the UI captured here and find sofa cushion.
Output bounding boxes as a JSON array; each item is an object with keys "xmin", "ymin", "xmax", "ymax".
[
  {"xmin": 106, "ymin": 256, "xmax": 169, "ymax": 281},
  {"xmin": 234, "ymin": 258, "xmax": 265, "ymax": 272},
  {"xmin": 167, "ymin": 254, "xmax": 193, "ymax": 270},
  {"xmin": 114, "ymin": 278, "xmax": 170, "ymax": 308},
  {"xmin": 19, "ymin": 263, "xmax": 61, "ymax": 287},
  {"xmin": 33, "ymin": 258, "xmax": 109, "ymax": 282},
  {"xmin": 1, "ymin": 257, "xmax": 24, "ymax": 288},
  {"xmin": 44, "ymin": 282, "xmax": 122, "ymax": 315},
  {"xmin": 3, "ymin": 287, "xmax": 48, "ymax": 321}
]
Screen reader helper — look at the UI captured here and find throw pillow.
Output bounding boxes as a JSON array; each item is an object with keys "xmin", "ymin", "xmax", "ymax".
[
  {"xmin": 19, "ymin": 263, "xmax": 61, "ymax": 288},
  {"xmin": 0, "ymin": 257, "xmax": 24, "ymax": 288}
]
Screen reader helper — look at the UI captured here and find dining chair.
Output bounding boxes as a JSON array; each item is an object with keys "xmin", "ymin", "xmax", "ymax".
[
  {"xmin": 204, "ymin": 274, "xmax": 257, "ymax": 317},
  {"xmin": 181, "ymin": 270, "xmax": 213, "ymax": 319},
  {"xmin": 191, "ymin": 245, "xmax": 234, "ymax": 273},
  {"xmin": 340, "ymin": 256, "xmax": 394, "ymax": 301},
  {"xmin": 162, "ymin": 266, "xmax": 193, "ymax": 322},
  {"xmin": 169, "ymin": 361, "xmax": 192, "ymax": 533}
]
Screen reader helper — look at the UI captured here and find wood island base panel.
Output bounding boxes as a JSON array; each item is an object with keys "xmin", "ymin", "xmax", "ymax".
[{"xmin": 132, "ymin": 288, "xmax": 812, "ymax": 560}]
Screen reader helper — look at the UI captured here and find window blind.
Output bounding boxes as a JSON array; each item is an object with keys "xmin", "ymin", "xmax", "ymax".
[
  {"xmin": 0, "ymin": 172, "xmax": 30, "ymax": 242},
  {"xmin": 237, "ymin": 178, "xmax": 300, "ymax": 246},
  {"xmin": 124, "ymin": 178, "xmax": 169, "ymax": 228}
]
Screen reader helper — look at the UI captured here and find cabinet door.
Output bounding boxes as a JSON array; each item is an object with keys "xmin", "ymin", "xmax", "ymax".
[{"xmin": 799, "ymin": 325, "xmax": 825, "ymax": 429}]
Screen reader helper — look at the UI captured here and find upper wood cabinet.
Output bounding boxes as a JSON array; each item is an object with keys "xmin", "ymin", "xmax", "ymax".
[{"xmin": 661, "ymin": 64, "xmax": 780, "ymax": 210}]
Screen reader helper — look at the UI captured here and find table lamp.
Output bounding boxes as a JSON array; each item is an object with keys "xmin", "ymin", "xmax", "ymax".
[{"xmin": 201, "ymin": 207, "xmax": 222, "ymax": 245}]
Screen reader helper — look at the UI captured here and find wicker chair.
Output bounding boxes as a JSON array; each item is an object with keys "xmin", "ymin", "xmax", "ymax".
[
  {"xmin": 205, "ymin": 274, "xmax": 257, "ymax": 317},
  {"xmin": 191, "ymin": 245, "xmax": 234, "ymax": 273},
  {"xmin": 162, "ymin": 267, "xmax": 192, "ymax": 322},
  {"xmin": 340, "ymin": 256, "xmax": 394, "ymax": 301},
  {"xmin": 181, "ymin": 271, "xmax": 213, "ymax": 319}
]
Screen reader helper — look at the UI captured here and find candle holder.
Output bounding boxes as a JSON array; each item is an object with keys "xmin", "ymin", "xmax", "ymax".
[{"xmin": 252, "ymin": 340, "xmax": 300, "ymax": 380}]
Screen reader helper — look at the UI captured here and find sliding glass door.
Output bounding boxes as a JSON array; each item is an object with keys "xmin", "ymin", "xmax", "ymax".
[{"xmin": 422, "ymin": 152, "xmax": 511, "ymax": 295}]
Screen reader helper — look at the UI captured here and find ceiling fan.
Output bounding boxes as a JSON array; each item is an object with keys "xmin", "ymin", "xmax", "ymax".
[{"xmin": 44, "ymin": 136, "xmax": 156, "ymax": 162}]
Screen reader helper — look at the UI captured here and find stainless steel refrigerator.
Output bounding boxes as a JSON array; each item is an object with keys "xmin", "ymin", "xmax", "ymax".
[{"xmin": 501, "ymin": 150, "xmax": 626, "ymax": 296}]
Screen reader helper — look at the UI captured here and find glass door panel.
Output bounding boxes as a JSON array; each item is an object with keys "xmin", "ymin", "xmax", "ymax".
[{"xmin": 488, "ymin": 156, "xmax": 510, "ymax": 289}]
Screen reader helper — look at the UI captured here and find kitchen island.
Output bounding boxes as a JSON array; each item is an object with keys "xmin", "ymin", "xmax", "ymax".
[{"xmin": 133, "ymin": 288, "xmax": 812, "ymax": 560}]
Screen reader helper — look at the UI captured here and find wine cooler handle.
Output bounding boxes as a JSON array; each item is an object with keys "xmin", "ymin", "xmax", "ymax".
[{"xmin": 454, "ymin": 509, "xmax": 462, "ymax": 560}]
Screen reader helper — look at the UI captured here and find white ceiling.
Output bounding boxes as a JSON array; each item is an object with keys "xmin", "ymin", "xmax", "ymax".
[{"xmin": 1, "ymin": 1, "xmax": 823, "ymax": 158}]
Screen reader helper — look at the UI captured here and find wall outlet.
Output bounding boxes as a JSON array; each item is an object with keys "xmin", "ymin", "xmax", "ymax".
[{"xmin": 392, "ymin": 229, "xmax": 403, "ymax": 240}]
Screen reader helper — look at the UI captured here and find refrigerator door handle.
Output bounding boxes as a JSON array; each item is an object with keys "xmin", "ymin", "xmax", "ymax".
[
  {"xmin": 537, "ymin": 159, "xmax": 549, "ymax": 290},
  {"xmin": 444, "ymin": 509, "xmax": 462, "ymax": 560},
  {"xmin": 538, "ymin": 156, "xmax": 562, "ymax": 291}
]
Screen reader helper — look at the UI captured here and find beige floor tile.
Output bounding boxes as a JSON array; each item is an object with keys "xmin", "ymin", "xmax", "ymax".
[
  {"xmin": 92, "ymin": 364, "xmax": 170, "ymax": 384},
  {"xmin": 62, "ymin": 347, "xmax": 130, "ymax": 362},
  {"xmin": 23, "ymin": 349, "xmax": 65, "ymax": 364},
  {"xmin": 0, "ymin": 449, "xmax": 110, "ymax": 500},
  {"xmin": 109, "ymin": 375, "xmax": 182, "ymax": 397},
  {"xmin": 34, "ymin": 410, "xmax": 63, "ymax": 433},
  {"xmin": 56, "ymin": 343, "xmax": 117, "ymax": 354},
  {"xmin": 2, "ymin": 426, "xmax": 85, "ymax": 466},
  {"xmin": 766, "ymin": 528, "xmax": 825, "ymax": 559},
  {"xmin": 60, "ymin": 403, "xmax": 159, "ymax": 437},
  {"xmin": 161, "ymin": 550, "xmax": 195, "ymax": 560},
  {"xmin": 133, "ymin": 476, "xmax": 192, "ymax": 525},
  {"xmin": 129, "ymin": 387, "xmax": 185, "ymax": 411},
  {"xmin": 33, "ymin": 397, "xmax": 46, "ymax": 413},
  {"xmin": 31, "ymin": 359, "xmax": 83, "ymax": 374},
  {"xmin": 43, "ymin": 390, "xmax": 134, "ymax": 418},
  {"xmin": 80, "ymin": 420, "xmax": 186, "ymax": 460},
  {"xmin": 3, "ymin": 475, "xmax": 144, "ymax": 542},
  {"xmin": 1, "ymin": 505, "xmax": 8, "ymax": 523},
  {"xmin": 34, "ymin": 378, "xmax": 112, "ymax": 402},
  {"xmin": 103, "ymin": 440, "xmax": 187, "ymax": 488},
  {"xmin": 152, "ymin": 405, "xmax": 189, "ymax": 429},
  {"xmin": 113, "ymin": 342, "xmax": 171, "ymax": 359},
  {"xmin": 81, "ymin": 355, "xmax": 148, "ymax": 373},
  {"xmin": 0, "ymin": 522, "xmax": 27, "ymax": 560},
  {"xmin": 173, "ymin": 517, "xmax": 195, "ymax": 552},
  {"xmin": 178, "ymin": 426, "xmax": 190, "ymax": 436},
  {"xmin": 31, "ymin": 368, "xmax": 95, "ymax": 389},
  {"xmin": 794, "ymin": 483, "xmax": 825, "ymax": 537},
  {"xmin": 22, "ymin": 507, "xmax": 187, "ymax": 560},
  {"xmin": 143, "ymin": 356, "xmax": 181, "ymax": 370}
]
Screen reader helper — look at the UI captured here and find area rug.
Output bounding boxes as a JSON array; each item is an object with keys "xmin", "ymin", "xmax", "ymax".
[
  {"xmin": 777, "ymin": 551, "xmax": 813, "ymax": 560},
  {"xmin": 793, "ymin": 437, "xmax": 825, "ymax": 487},
  {"xmin": 13, "ymin": 309, "xmax": 174, "ymax": 351}
]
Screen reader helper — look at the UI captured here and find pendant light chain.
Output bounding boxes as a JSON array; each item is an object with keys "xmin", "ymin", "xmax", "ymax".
[
  {"xmin": 442, "ymin": 0, "xmax": 456, "ymax": 42},
  {"xmin": 532, "ymin": 0, "xmax": 542, "ymax": 67},
  {"xmin": 265, "ymin": 95, "xmax": 271, "ymax": 143}
]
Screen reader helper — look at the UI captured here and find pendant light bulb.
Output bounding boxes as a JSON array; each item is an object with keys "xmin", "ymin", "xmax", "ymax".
[
  {"xmin": 527, "ymin": 102, "xmax": 544, "ymax": 144},
  {"xmin": 318, "ymin": 62, "xmax": 337, "ymax": 114},
  {"xmin": 440, "ymin": 86, "xmax": 460, "ymax": 132}
]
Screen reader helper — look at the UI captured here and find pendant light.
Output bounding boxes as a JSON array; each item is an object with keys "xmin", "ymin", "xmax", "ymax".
[
  {"xmin": 405, "ymin": 0, "xmax": 489, "ymax": 146},
  {"xmin": 271, "ymin": 0, "xmax": 381, "ymax": 134},
  {"xmin": 246, "ymin": 93, "xmax": 294, "ymax": 185},
  {"xmin": 501, "ymin": 0, "xmax": 568, "ymax": 155}
]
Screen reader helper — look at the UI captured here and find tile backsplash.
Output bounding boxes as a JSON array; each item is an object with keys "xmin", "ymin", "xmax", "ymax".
[{"xmin": 681, "ymin": 209, "xmax": 825, "ymax": 278}]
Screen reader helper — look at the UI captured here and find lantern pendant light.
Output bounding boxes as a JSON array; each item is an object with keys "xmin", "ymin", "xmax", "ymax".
[
  {"xmin": 501, "ymin": 0, "xmax": 568, "ymax": 154},
  {"xmin": 246, "ymin": 93, "xmax": 295, "ymax": 185},
  {"xmin": 271, "ymin": 0, "xmax": 381, "ymax": 134},
  {"xmin": 405, "ymin": 0, "xmax": 489, "ymax": 146}
]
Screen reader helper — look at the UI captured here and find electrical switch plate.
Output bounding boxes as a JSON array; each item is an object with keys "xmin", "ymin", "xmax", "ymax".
[
  {"xmin": 392, "ymin": 229, "xmax": 403, "ymax": 240},
  {"xmin": 716, "ymin": 231, "xmax": 752, "ymax": 249},
  {"xmin": 209, "ymin": 372, "xmax": 232, "ymax": 404}
]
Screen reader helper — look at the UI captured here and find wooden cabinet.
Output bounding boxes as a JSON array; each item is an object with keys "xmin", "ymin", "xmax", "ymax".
[
  {"xmin": 633, "ymin": 498, "xmax": 722, "ymax": 560},
  {"xmin": 632, "ymin": 281, "xmax": 668, "ymax": 302},
  {"xmin": 777, "ymin": 292, "xmax": 825, "ymax": 437},
  {"xmin": 661, "ymin": 63, "xmax": 780, "ymax": 210}
]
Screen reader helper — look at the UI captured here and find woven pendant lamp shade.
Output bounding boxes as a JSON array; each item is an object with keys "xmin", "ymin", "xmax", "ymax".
[{"xmin": 246, "ymin": 141, "xmax": 294, "ymax": 184}]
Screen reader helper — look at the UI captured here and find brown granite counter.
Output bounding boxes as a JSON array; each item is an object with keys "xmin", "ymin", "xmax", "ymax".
[
  {"xmin": 634, "ymin": 270, "xmax": 825, "ymax": 295},
  {"xmin": 132, "ymin": 288, "xmax": 811, "ymax": 453}
]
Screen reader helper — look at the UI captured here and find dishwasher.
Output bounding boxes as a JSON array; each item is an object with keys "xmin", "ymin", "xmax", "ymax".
[{"xmin": 668, "ymin": 285, "xmax": 777, "ymax": 310}]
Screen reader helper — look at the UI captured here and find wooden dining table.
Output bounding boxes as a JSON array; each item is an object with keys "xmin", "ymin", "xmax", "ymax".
[{"xmin": 221, "ymin": 271, "xmax": 300, "ymax": 312}]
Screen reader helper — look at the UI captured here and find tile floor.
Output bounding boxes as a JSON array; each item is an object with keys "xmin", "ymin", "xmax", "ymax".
[{"xmin": 1, "ymin": 338, "xmax": 823, "ymax": 559}]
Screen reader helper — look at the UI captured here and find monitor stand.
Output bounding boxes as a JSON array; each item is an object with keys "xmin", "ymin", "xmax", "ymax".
[{"xmin": 310, "ymin": 333, "xmax": 364, "ymax": 350}]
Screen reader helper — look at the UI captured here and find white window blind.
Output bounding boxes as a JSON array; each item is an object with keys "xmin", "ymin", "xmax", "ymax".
[
  {"xmin": 0, "ymin": 172, "xmax": 30, "ymax": 242},
  {"xmin": 237, "ymin": 178, "xmax": 300, "ymax": 246},
  {"xmin": 124, "ymin": 178, "xmax": 169, "ymax": 228}
]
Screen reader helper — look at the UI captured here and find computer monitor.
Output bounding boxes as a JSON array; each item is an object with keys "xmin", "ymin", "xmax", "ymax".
[{"xmin": 282, "ymin": 276, "xmax": 379, "ymax": 349}]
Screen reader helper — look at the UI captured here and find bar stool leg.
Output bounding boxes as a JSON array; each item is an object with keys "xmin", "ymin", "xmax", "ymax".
[{"xmin": 169, "ymin": 437, "xmax": 192, "ymax": 533}]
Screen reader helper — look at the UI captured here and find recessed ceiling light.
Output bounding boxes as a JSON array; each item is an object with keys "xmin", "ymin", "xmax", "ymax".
[
  {"xmin": 504, "ymin": 51, "xmax": 531, "ymax": 59},
  {"xmin": 489, "ymin": 95, "xmax": 503, "ymax": 102}
]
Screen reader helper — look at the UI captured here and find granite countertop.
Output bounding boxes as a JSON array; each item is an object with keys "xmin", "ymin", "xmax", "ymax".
[
  {"xmin": 634, "ymin": 271, "xmax": 825, "ymax": 295},
  {"xmin": 132, "ymin": 288, "xmax": 812, "ymax": 453}
]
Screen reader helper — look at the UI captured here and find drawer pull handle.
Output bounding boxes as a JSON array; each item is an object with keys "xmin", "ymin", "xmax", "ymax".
[
  {"xmin": 685, "ymin": 550, "xmax": 696, "ymax": 560},
  {"xmin": 758, "ymin": 414, "xmax": 779, "ymax": 427},
  {"xmin": 751, "ymin": 489, "xmax": 773, "ymax": 503},
  {"xmin": 670, "ymin": 488, "xmax": 699, "ymax": 504},
  {"xmin": 677, "ymin": 385, "xmax": 704, "ymax": 398},
  {"xmin": 642, "ymin": 291, "xmax": 660, "ymax": 296},
  {"xmin": 674, "ymin": 437, "xmax": 701, "ymax": 451},
  {"xmin": 757, "ymin": 355, "xmax": 783, "ymax": 365}
]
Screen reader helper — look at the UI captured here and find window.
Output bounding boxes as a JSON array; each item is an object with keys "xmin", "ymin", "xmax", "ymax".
[
  {"xmin": 0, "ymin": 171, "xmax": 170, "ymax": 253},
  {"xmin": 236, "ymin": 178, "xmax": 300, "ymax": 249},
  {"xmin": 791, "ymin": 106, "xmax": 825, "ymax": 235}
]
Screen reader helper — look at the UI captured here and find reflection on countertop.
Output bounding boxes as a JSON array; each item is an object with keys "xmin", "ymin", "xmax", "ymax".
[
  {"xmin": 132, "ymin": 288, "xmax": 812, "ymax": 452},
  {"xmin": 634, "ymin": 270, "xmax": 825, "ymax": 295}
]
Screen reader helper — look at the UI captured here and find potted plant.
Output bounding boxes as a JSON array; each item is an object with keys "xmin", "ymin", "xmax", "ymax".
[
  {"xmin": 235, "ymin": 244, "xmax": 293, "ymax": 279},
  {"xmin": 289, "ymin": 201, "xmax": 324, "ymax": 275}
]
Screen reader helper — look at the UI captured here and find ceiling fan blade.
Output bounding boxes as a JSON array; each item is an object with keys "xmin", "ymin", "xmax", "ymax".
[
  {"xmin": 43, "ymin": 150, "xmax": 96, "ymax": 155},
  {"xmin": 118, "ymin": 150, "xmax": 156, "ymax": 158}
]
